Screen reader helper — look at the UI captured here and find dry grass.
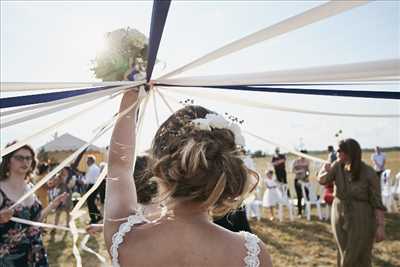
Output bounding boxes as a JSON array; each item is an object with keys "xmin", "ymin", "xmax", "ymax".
[
  {"xmin": 250, "ymin": 210, "xmax": 400, "ymax": 267},
  {"xmin": 43, "ymin": 211, "xmax": 400, "ymax": 267},
  {"xmin": 43, "ymin": 150, "xmax": 400, "ymax": 266},
  {"xmin": 43, "ymin": 213, "xmax": 110, "ymax": 267}
]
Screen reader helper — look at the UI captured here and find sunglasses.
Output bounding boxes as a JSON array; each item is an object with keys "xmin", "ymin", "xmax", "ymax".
[{"xmin": 12, "ymin": 155, "xmax": 33, "ymax": 162}]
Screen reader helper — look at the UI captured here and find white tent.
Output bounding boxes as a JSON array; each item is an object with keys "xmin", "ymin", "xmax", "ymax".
[{"xmin": 39, "ymin": 133, "xmax": 102, "ymax": 152}]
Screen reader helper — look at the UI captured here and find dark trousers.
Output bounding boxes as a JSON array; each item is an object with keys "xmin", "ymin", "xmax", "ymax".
[
  {"xmin": 275, "ymin": 169, "xmax": 287, "ymax": 184},
  {"xmin": 294, "ymin": 179, "xmax": 309, "ymax": 215},
  {"xmin": 87, "ymin": 184, "xmax": 102, "ymax": 223},
  {"xmin": 214, "ymin": 207, "xmax": 252, "ymax": 233},
  {"xmin": 98, "ymin": 180, "xmax": 106, "ymax": 205},
  {"xmin": 276, "ymin": 170, "xmax": 290, "ymax": 197}
]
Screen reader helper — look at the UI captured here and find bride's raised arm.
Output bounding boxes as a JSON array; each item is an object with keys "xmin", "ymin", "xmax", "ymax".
[{"xmin": 104, "ymin": 88, "xmax": 141, "ymax": 248}]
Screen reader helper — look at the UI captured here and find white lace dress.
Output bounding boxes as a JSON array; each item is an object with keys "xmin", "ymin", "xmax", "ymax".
[
  {"xmin": 110, "ymin": 213, "xmax": 149, "ymax": 267},
  {"xmin": 262, "ymin": 178, "xmax": 282, "ymax": 207},
  {"xmin": 110, "ymin": 215, "xmax": 262, "ymax": 267}
]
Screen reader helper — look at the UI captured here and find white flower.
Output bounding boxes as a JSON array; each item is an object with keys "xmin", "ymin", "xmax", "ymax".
[
  {"xmin": 205, "ymin": 113, "xmax": 229, "ymax": 129},
  {"xmin": 234, "ymin": 133, "xmax": 246, "ymax": 147},
  {"xmin": 191, "ymin": 118, "xmax": 211, "ymax": 131},
  {"xmin": 229, "ymin": 123, "xmax": 246, "ymax": 147},
  {"xmin": 191, "ymin": 113, "xmax": 246, "ymax": 147}
]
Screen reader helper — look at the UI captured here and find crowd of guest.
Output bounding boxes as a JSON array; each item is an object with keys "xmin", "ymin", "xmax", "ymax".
[{"xmin": 0, "ymin": 136, "xmax": 393, "ymax": 267}]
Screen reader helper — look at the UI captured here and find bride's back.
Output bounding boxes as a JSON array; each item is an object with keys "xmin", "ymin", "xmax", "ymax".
[
  {"xmin": 106, "ymin": 103, "xmax": 271, "ymax": 267},
  {"xmin": 118, "ymin": 216, "xmax": 269, "ymax": 267}
]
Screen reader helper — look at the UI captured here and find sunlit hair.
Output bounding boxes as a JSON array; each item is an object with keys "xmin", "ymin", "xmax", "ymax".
[
  {"xmin": 0, "ymin": 142, "xmax": 37, "ymax": 181},
  {"xmin": 338, "ymin": 138, "xmax": 362, "ymax": 181},
  {"xmin": 150, "ymin": 105, "xmax": 249, "ymax": 216}
]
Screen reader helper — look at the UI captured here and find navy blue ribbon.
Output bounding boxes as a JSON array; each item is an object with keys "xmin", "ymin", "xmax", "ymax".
[
  {"xmin": 0, "ymin": 85, "xmax": 120, "ymax": 109},
  {"xmin": 156, "ymin": 83, "xmax": 400, "ymax": 100},
  {"xmin": 146, "ymin": 0, "xmax": 171, "ymax": 82}
]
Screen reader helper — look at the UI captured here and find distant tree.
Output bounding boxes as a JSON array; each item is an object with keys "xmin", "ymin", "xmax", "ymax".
[
  {"xmin": 251, "ymin": 150, "xmax": 266, "ymax": 158},
  {"xmin": 37, "ymin": 147, "xmax": 49, "ymax": 162},
  {"xmin": 91, "ymin": 27, "xmax": 148, "ymax": 81}
]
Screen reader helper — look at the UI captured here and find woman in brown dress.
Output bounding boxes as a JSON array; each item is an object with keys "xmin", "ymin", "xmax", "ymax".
[{"xmin": 318, "ymin": 138, "xmax": 385, "ymax": 267}]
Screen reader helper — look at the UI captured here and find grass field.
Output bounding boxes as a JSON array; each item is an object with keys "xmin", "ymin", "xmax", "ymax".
[
  {"xmin": 251, "ymin": 211, "xmax": 400, "ymax": 267},
  {"xmin": 43, "ymin": 150, "xmax": 400, "ymax": 267}
]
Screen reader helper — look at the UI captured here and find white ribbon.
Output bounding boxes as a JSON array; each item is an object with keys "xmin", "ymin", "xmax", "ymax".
[
  {"xmin": 69, "ymin": 217, "xmax": 83, "ymax": 267},
  {"xmin": 162, "ymin": 86, "xmax": 400, "ymax": 118},
  {"xmin": 244, "ymin": 130, "xmax": 328, "ymax": 164},
  {"xmin": 0, "ymin": 81, "xmax": 136, "ymax": 92},
  {"xmin": 70, "ymin": 166, "xmax": 108, "ymax": 216},
  {"xmin": 0, "ymin": 82, "xmax": 143, "ymax": 158},
  {"xmin": 157, "ymin": 58, "xmax": 400, "ymax": 86},
  {"xmin": 152, "ymin": 90, "xmax": 160, "ymax": 127},
  {"xmin": 91, "ymin": 85, "xmax": 147, "ymax": 135},
  {"xmin": 69, "ymin": 86, "xmax": 147, "ymax": 267},
  {"xmin": 158, "ymin": 0, "xmax": 369, "ymax": 80},
  {"xmin": 157, "ymin": 91, "xmax": 327, "ymax": 163},
  {"xmin": 9, "ymin": 127, "xmax": 111, "ymax": 210},
  {"xmin": 1, "ymin": 87, "xmax": 127, "ymax": 129},
  {"xmin": 0, "ymin": 96, "xmax": 114, "ymax": 158},
  {"xmin": 7, "ymin": 84, "xmax": 143, "ymax": 207},
  {"xmin": 10, "ymin": 217, "xmax": 86, "ymax": 233},
  {"xmin": 137, "ymin": 89, "xmax": 151, "ymax": 142},
  {"xmin": 69, "ymin": 166, "xmax": 108, "ymax": 267},
  {"xmin": 10, "ymin": 215, "xmax": 87, "ymax": 267},
  {"xmin": 4, "ymin": 85, "xmax": 144, "ymax": 267},
  {"xmin": 1, "ymin": 84, "xmax": 127, "ymax": 118},
  {"xmin": 155, "ymin": 88, "xmax": 174, "ymax": 114},
  {"xmin": 80, "ymin": 234, "xmax": 107, "ymax": 263}
]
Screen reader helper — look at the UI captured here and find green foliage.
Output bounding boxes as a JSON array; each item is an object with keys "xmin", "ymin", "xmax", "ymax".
[
  {"xmin": 251, "ymin": 150, "xmax": 266, "ymax": 158},
  {"xmin": 91, "ymin": 27, "xmax": 148, "ymax": 81}
]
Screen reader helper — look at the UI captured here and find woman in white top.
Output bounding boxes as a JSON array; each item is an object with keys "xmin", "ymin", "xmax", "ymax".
[
  {"xmin": 104, "ymin": 88, "xmax": 272, "ymax": 267},
  {"xmin": 262, "ymin": 170, "xmax": 282, "ymax": 220}
]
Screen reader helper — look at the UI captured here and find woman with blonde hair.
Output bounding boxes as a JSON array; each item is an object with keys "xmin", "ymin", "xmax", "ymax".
[{"xmin": 104, "ymin": 89, "xmax": 272, "ymax": 267}]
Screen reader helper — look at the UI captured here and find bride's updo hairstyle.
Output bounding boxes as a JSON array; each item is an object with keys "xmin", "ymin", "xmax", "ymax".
[{"xmin": 151, "ymin": 105, "xmax": 248, "ymax": 216}]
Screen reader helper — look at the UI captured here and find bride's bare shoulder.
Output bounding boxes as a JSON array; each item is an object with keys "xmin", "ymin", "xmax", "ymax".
[{"xmin": 118, "ymin": 223, "xmax": 272, "ymax": 267}]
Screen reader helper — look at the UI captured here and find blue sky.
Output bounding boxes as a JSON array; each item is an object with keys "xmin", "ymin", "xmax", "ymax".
[{"xmin": 1, "ymin": 1, "xmax": 399, "ymax": 153}]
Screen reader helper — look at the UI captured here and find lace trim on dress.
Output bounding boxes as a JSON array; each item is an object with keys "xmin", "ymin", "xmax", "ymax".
[
  {"xmin": 110, "ymin": 212, "xmax": 149, "ymax": 267},
  {"xmin": 240, "ymin": 231, "xmax": 261, "ymax": 267}
]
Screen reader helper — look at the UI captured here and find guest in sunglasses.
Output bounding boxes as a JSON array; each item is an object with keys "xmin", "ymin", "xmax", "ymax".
[{"xmin": 0, "ymin": 143, "xmax": 67, "ymax": 267}]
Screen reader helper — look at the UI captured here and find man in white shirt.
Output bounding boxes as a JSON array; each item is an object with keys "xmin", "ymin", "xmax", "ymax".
[
  {"xmin": 371, "ymin": 146, "xmax": 386, "ymax": 178},
  {"xmin": 85, "ymin": 155, "xmax": 102, "ymax": 223}
]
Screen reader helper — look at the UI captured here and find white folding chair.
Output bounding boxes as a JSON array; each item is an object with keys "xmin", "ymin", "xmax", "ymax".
[
  {"xmin": 244, "ymin": 193, "xmax": 262, "ymax": 221},
  {"xmin": 393, "ymin": 172, "xmax": 400, "ymax": 195},
  {"xmin": 393, "ymin": 172, "xmax": 400, "ymax": 208},
  {"xmin": 278, "ymin": 183, "xmax": 294, "ymax": 221},
  {"xmin": 381, "ymin": 169, "xmax": 397, "ymax": 212},
  {"xmin": 300, "ymin": 181, "xmax": 323, "ymax": 221}
]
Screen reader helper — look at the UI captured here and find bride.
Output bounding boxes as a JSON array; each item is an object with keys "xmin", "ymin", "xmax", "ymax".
[{"xmin": 104, "ymin": 87, "xmax": 272, "ymax": 267}]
